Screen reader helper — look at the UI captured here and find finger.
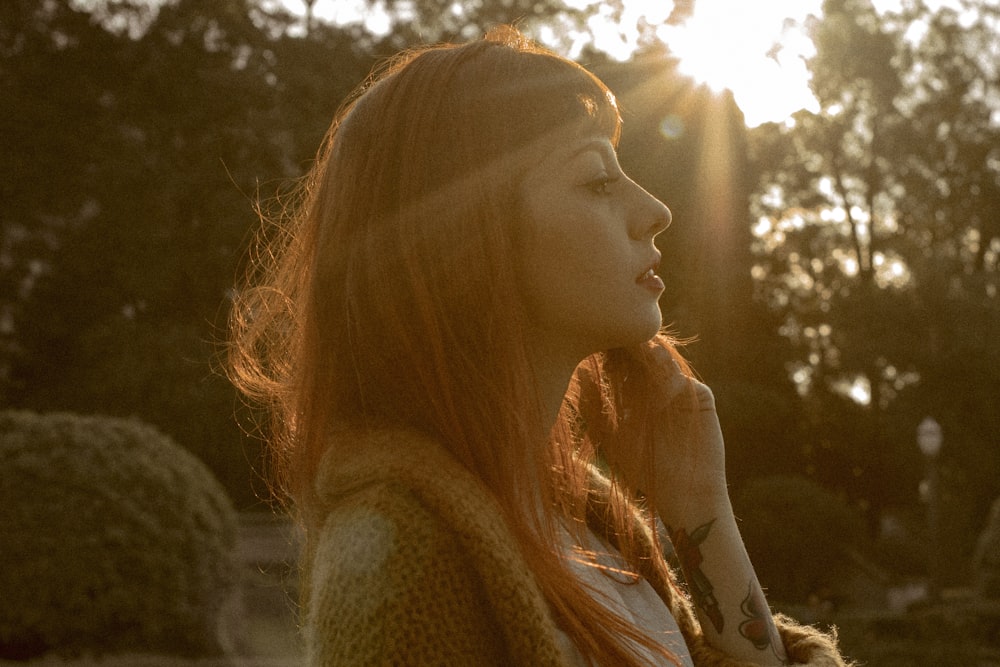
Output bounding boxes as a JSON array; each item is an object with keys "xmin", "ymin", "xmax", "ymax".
[{"xmin": 693, "ymin": 381, "xmax": 716, "ymax": 412}]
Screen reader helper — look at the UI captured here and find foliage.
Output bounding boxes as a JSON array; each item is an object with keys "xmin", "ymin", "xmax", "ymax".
[
  {"xmin": 0, "ymin": 0, "xmax": 374, "ymax": 506},
  {"xmin": 340, "ymin": 0, "xmax": 685, "ymax": 53},
  {"xmin": 829, "ymin": 602, "xmax": 1000, "ymax": 666},
  {"xmin": 973, "ymin": 496, "xmax": 1000, "ymax": 598},
  {"xmin": 0, "ymin": 411, "xmax": 238, "ymax": 661},
  {"xmin": 733, "ymin": 475, "xmax": 872, "ymax": 604},
  {"xmin": 747, "ymin": 0, "xmax": 1000, "ymax": 528},
  {"xmin": 592, "ymin": 48, "xmax": 765, "ymax": 377},
  {"xmin": 2, "ymin": 0, "xmax": 754, "ymax": 508},
  {"xmin": 373, "ymin": 0, "xmax": 586, "ymax": 46},
  {"xmin": 5, "ymin": 0, "xmax": 995, "ymax": 581}
]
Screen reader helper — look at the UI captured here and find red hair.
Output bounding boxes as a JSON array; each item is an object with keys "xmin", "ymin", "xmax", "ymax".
[{"xmin": 230, "ymin": 26, "xmax": 692, "ymax": 667}]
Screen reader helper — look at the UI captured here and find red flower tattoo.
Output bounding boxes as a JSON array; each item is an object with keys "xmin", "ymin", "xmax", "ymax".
[
  {"xmin": 739, "ymin": 584, "xmax": 772, "ymax": 649},
  {"xmin": 669, "ymin": 519, "xmax": 724, "ymax": 633},
  {"xmin": 740, "ymin": 583, "xmax": 788, "ymax": 663}
]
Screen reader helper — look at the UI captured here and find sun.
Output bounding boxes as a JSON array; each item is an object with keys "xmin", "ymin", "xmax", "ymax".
[
  {"xmin": 301, "ymin": 0, "xmax": 823, "ymax": 127},
  {"xmin": 593, "ymin": 0, "xmax": 823, "ymax": 127}
]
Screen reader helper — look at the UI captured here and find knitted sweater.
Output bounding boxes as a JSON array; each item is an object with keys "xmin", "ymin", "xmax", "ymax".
[{"xmin": 302, "ymin": 428, "xmax": 851, "ymax": 666}]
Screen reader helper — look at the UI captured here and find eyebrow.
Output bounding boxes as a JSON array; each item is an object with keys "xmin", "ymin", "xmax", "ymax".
[
  {"xmin": 566, "ymin": 139, "xmax": 624, "ymax": 178},
  {"xmin": 569, "ymin": 139, "xmax": 616, "ymax": 161}
]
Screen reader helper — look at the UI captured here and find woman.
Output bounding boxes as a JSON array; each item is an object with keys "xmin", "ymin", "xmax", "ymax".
[{"xmin": 229, "ymin": 26, "xmax": 851, "ymax": 666}]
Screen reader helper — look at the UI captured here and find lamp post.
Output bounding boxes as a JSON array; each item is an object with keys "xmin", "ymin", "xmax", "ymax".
[{"xmin": 917, "ymin": 416, "xmax": 943, "ymax": 602}]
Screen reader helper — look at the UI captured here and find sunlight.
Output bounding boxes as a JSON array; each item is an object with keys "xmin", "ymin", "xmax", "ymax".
[
  {"xmin": 653, "ymin": 0, "xmax": 822, "ymax": 126},
  {"xmin": 834, "ymin": 250, "xmax": 860, "ymax": 277},
  {"xmin": 292, "ymin": 0, "xmax": 392, "ymax": 35},
  {"xmin": 849, "ymin": 378, "xmax": 872, "ymax": 405},
  {"xmin": 873, "ymin": 252, "xmax": 913, "ymax": 289},
  {"xmin": 579, "ymin": 0, "xmax": 824, "ymax": 125},
  {"xmin": 832, "ymin": 375, "xmax": 872, "ymax": 406},
  {"xmin": 825, "ymin": 374, "xmax": 874, "ymax": 406},
  {"xmin": 303, "ymin": 0, "xmax": 825, "ymax": 126}
]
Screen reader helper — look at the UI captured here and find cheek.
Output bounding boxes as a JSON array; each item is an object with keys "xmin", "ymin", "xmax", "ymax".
[
  {"xmin": 519, "ymin": 236, "xmax": 608, "ymax": 326},
  {"xmin": 514, "ymin": 184, "xmax": 621, "ymax": 324}
]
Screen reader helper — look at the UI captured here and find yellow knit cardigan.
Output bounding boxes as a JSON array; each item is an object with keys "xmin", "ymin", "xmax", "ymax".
[{"xmin": 302, "ymin": 428, "xmax": 852, "ymax": 666}]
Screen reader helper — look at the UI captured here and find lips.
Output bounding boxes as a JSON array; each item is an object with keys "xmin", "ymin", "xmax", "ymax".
[
  {"xmin": 636, "ymin": 254, "xmax": 665, "ymax": 292},
  {"xmin": 636, "ymin": 254, "xmax": 662, "ymax": 283}
]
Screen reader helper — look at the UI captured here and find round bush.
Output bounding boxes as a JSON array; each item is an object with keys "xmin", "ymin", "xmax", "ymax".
[
  {"xmin": 0, "ymin": 411, "xmax": 239, "ymax": 660},
  {"xmin": 733, "ymin": 474, "xmax": 870, "ymax": 605},
  {"xmin": 973, "ymin": 496, "xmax": 1000, "ymax": 598}
]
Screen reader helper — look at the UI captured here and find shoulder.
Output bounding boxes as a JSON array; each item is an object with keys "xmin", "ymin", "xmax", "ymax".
[
  {"xmin": 312, "ymin": 426, "xmax": 540, "ymax": 583},
  {"xmin": 309, "ymin": 481, "xmax": 447, "ymax": 590},
  {"xmin": 304, "ymin": 481, "xmax": 510, "ymax": 665},
  {"xmin": 310, "ymin": 477, "xmax": 491, "ymax": 593},
  {"xmin": 302, "ymin": 427, "xmax": 571, "ymax": 666}
]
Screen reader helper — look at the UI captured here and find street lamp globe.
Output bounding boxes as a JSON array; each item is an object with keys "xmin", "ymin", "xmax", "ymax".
[{"xmin": 917, "ymin": 416, "xmax": 943, "ymax": 457}]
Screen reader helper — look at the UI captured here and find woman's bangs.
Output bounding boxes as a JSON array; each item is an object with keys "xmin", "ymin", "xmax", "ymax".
[
  {"xmin": 576, "ymin": 87, "xmax": 622, "ymax": 145},
  {"xmin": 517, "ymin": 60, "xmax": 622, "ymax": 147}
]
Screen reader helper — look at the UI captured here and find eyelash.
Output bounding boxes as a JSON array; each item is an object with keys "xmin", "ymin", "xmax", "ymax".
[{"xmin": 587, "ymin": 176, "xmax": 618, "ymax": 196}]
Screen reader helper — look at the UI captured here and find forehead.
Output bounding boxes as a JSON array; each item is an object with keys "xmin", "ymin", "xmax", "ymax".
[{"xmin": 528, "ymin": 113, "xmax": 616, "ymax": 153}]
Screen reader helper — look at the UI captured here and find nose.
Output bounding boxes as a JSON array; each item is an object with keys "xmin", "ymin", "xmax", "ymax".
[{"xmin": 628, "ymin": 182, "xmax": 671, "ymax": 240}]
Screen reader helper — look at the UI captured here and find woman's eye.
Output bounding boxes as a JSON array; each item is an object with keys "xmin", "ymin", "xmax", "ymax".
[{"xmin": 586, "ymin": 176, "xmax": 617, "ymax": 196}]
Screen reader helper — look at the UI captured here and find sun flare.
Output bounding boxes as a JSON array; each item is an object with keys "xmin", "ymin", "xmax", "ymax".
[
  {"xmin": 308, "ymin": 0, "xmax": 823, "ymax": 126},
  {"xmin": 590, "ymin": 0, "xmax": 823, "ymax": 127},
  {"xmin": 655, "ymin": 0, "xmax": 822, "ymax": 126}
]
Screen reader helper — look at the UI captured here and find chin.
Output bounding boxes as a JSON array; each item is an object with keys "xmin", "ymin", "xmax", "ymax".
[
  {"xmin": 637, "ymin": 323, "xmax": 664, "ymax": 345},
  {"xmin": 608, "ymin": 315, "xmax": 663, "ymax": 350},
  {"xmin": 637, "ymin": 308, "xmax": 664, "ymax": 341}
]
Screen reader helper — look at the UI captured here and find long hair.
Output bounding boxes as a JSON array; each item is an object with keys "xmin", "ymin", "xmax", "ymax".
[{"xmin": 229, "ymin": 26, "xmax": 692, "ymax": 667}]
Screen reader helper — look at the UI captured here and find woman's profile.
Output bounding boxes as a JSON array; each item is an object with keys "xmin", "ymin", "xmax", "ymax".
[{"xmin": 229, "ymin": 25, "xmax": 851, "ymax": 667}]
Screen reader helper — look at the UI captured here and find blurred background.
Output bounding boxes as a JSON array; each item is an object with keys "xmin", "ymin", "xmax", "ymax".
[{"xmin": 2, "ymin": 0, "xmax": 998, "ymax": 664}]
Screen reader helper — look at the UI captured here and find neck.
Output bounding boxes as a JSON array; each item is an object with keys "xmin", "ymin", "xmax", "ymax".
[{"xmin": 530, "ymin": 346, "xmax": 581, "ymax": 435}]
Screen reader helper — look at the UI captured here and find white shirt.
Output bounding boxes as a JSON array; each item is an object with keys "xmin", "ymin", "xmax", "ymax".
[{"xmin": 554, "ymin": 522, "xmax": 695, "ymax": 667}]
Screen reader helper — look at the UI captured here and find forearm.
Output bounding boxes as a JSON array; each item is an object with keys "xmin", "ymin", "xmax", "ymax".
[{"xmin": 660, "ymin": 495, "xmax": 790, "ymax": 665}]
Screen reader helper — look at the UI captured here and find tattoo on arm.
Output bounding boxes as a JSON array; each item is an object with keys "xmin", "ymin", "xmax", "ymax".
[
  {"xmin": 739, "ymin": 583, "xmax": 790, "ymax": 664},
  {"xmin": 668, "ymin": 519, "xmax": 724, "ymax": 633}
]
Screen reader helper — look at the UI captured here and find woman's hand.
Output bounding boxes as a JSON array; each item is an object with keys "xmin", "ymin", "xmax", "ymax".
[
  {"xmin": 597, "ymin": 339, "xmax": 732, "ymax": 525},
  {"xmin": 596, "ymin": 342, "xmax": 796, "ymax": 664}
]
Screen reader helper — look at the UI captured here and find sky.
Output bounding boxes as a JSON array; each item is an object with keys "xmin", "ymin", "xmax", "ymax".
[
  {"xmin": 301, "ymin": 0, "xmax": 827, "ymax": 127},
  {"xmin": 82, "ymin": 0, "xmax": 977, "ymax": 128},
  {"xmin": 650, "ymin": 0, "xmax": 824, "ymax": 127}
]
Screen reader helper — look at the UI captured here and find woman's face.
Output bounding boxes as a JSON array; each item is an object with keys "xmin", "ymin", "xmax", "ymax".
[{"xmin": 516, "ymin": 130, "xmax": 671, "ymax": 364}]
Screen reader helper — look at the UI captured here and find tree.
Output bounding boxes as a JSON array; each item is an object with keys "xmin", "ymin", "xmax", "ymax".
[
  {"xmin": 1, "ymin": 0, "xmax": 811, "ymax": 510},
  {"xmin": 749, "ymin": 0, "xmax": 1000, "ymax": 548},
  {"xmin": 1, "ymin": 0, "xmax": 131, "ymax": 403},
  {"xmin": 2, "ymin": 0, "xmax": 376, "ymax": 505},
  {"xmin": 592, "ymin": 47, "xmax": 806, "ymax": 491},
  {"xmin": 363, "ymin": 0, "xmax": 587, "ymax": 48}
]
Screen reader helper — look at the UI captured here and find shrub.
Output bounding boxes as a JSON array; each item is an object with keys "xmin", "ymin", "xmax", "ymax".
[
  {"xmin": 0, "ymin": 411, "xmax": 238, "ymax": 660},
  {"xmin": 733, "ymin": 474, "xmax": 872, "ymax": 605},
  {"xmin": 973, "ymin": 496, "xmax": 1000, "ymax": 598}
]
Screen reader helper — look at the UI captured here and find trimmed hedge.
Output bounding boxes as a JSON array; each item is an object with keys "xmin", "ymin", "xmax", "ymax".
[
  {"xmin": 733, "ymin": 474, "xmax": 871, "ymax": 605},
  {"xmin": 0, "ymin": 411, "xmax": 238, "ymax": 660},
  {"xmin": 974, "ymin": 496, "xmax": 1000, "ymax": 598}
]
